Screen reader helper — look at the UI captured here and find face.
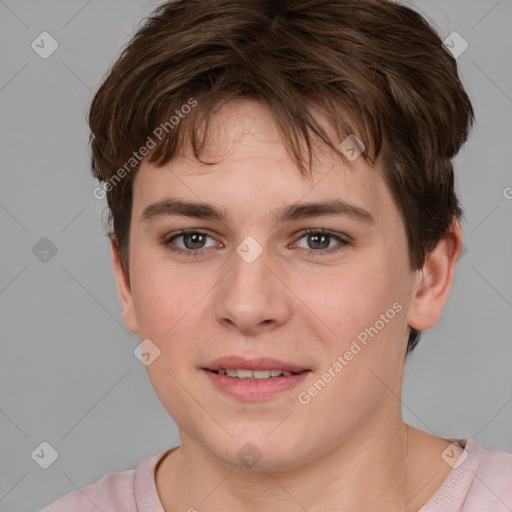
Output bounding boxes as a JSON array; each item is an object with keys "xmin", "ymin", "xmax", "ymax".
[{"xmin": 113, "ymin": 100, "xmax": 441, "ymax": 470}]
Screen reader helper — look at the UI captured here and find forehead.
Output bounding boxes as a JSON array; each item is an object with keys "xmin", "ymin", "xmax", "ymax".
[{"xmin": 132, "ymin": 100, "xmax": 394, "ymax": 227}]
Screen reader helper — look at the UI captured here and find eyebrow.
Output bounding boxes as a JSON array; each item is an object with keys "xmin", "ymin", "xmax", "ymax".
[{"xmin": 140, "ymin": 197, "xmax": 375, "ymax": 225}]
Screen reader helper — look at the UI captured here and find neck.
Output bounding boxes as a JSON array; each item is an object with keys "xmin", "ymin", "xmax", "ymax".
[{"xmin": 157, "ymin": 419, "xmax": 433, "ymax": 512}]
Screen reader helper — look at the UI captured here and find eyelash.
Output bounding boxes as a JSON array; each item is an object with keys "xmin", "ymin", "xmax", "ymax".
[{"xmin": 161, "ymin": 228, "xmax": 349, "ymax": 258}]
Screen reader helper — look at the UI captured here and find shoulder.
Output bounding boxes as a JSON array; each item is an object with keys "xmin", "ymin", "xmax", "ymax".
[
  {"xmin": 420, "ymin": 438, "xmax": 512, "ymax": 512},
  {"xmin": 38, "ymin": 448, "xmax": 173, "ymax": 512},
  {"xmin": 39, "ymin": 466, "xmax": 137, "ymax": 511},
  {"xmin": 465, "ymin": 439, "xmax": 512, "ymax": 509}
]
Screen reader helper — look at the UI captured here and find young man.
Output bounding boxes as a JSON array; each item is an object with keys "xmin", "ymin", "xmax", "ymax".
[{"xmin": 42, "ymin": 0, "xmax": 512, "ymax": 510}]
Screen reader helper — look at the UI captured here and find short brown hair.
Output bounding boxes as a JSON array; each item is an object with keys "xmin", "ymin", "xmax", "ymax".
[{"xmin": 88, "ymin": 0, "xmax": 474, "ymax": 353}]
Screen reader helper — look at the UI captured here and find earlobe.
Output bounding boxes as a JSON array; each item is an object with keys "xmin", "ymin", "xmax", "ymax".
[
  {"xmin": 406, "ymin": 220, "xmax": 463, "ymax": 331},
  {"xmin": 110, "ymin": 236, "xmax": 139, "ymax": 333}
]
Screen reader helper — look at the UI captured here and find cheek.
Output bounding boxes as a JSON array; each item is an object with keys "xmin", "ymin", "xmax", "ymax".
[
  {"xmin": 132, "ymin": 268, "xmax": 208, "ymax": 423},
  {"xmin": 293, "ymin": 259, "xmax": 391, "ymax": 336},
  {"xmin": 130, "ymin": 250, "xmax": 207, "ymax": 338},
  {"xmin": 302, "ymin": 309, "xmax": 406, "ymax": 437},
  {"xmin": 129, "ymin": 255, "xmax": 213, "ymax": 395},
  {"xmin": 296, "ymin": 260, "xmax": 406, "ymax": 395}
]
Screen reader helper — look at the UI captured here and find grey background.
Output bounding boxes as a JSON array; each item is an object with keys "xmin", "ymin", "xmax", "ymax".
[{"xmin": 0, "ymin": 0, "xmax": 511, "ymax": 510}]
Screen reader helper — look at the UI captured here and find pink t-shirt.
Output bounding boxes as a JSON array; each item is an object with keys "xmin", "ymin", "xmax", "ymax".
[{"xmin": 39, "ymin": 438, "xmax": 512, "ymax": 511}]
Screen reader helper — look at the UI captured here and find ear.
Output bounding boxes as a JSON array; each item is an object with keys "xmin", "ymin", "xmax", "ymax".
[
  {"xmin": 407, "ymin": 220, "xmax": 463, "ymax": 331},
  {"xmin": 110, "ymin": 236, "xmax": 139, "ymax": 333}
]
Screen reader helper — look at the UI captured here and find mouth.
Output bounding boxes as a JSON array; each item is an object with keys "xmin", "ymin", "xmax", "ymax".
[
  {"xmin": 204, "ymin": 368, "xmax": 308, "ymax": 380},
  {"xmin": 204, "ymin": 355, "xmax": 310, "ymax": 373},
  {"xmin": 202, "ymin": 356, "xmax": 312, "ymax": 401}
]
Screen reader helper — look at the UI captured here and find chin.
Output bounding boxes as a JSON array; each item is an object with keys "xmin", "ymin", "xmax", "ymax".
[{"xmin": 211, "ymin": 432, "xmax": 308, "ymax": 472}]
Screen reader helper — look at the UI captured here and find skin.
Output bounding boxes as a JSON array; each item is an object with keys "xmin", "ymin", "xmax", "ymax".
[{"xmin": 111, "ymin": 99, "xmax": 464, "ymax": 512}]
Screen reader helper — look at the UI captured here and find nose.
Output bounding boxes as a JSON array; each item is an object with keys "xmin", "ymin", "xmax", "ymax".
[{"xmin": 214, "ymin": 245, "xmax": 293, "ymax": 336}]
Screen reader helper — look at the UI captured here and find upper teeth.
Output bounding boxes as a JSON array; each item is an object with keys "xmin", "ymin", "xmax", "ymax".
[{"xmin": 217, "ymin": 369, "xmax": 294, "ymax": 379}]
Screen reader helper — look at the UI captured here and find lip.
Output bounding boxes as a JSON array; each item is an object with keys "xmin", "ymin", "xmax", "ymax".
[
  {"xmin": 203, "ymin": 356, "xmax": 310, "ymax": 373},
  {"xmin": 203, "ymin": 368, "xmax": 311, "ymax": 401},
  {"xmin": 202, "ymin": 356, "xmax": 312, "ymax": 401}
]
